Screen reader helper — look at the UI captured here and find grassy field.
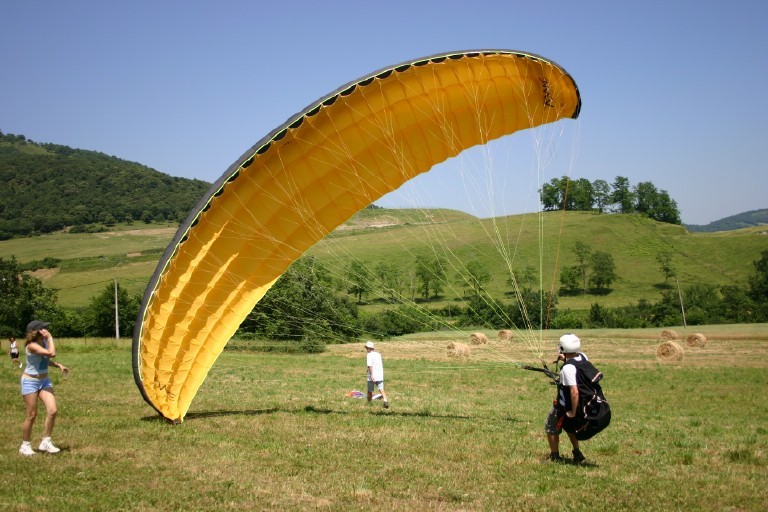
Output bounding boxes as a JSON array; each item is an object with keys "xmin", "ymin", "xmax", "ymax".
[
  {"xmin": 313, "ymin": 210, "xmax": 768, "ymax": 312},
  {"xmin": 0, "ymin": 222, "xmax": 178, "ymax": 304},
  {"xmin": 1, "ymin": 211, "xmax": 766, "ymax": 314},
  {"xmin": 2, "ymin": 324, "xmax": 766, "ymax": 511}
]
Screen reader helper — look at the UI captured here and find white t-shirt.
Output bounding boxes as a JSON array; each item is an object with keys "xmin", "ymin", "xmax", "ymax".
[{"xmin": 366, "ymin": 351, "xmax": 384, "ymax": 382}]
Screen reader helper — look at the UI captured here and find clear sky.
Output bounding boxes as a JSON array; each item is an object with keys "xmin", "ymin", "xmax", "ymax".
[{"xmin": 2, "ymin": 0, "xmax": 766, "ymax": 225}]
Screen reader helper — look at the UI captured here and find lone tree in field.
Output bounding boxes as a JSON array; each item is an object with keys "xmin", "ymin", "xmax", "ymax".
[
  {"xmin": 457, "ymin": 260, "xmax": 492, "ymax": 297},
  {"xmin": 86, "ymin": 282, "xmax": 141, "ymax": 337},
  {"xmin": 508, "ymin": 264, "xmax": 537, "ymax": 291},
  {"xmin": 656, "ymin": 250, "xmax": 677, "ymax": 287},
  {"xmin": 589, "ymin": 251, "xmax": 618, "ymax": 291},
  {"xmin": 415, "ymin": 255, "xmax": 448, "ymax": 300},
  {"xmin": 242, "ymin": 256, "xmax": 358, "ymax": 341},
  {"xmin": 559, "ymin": 265, "xmax": 581, "ymax": 295},
  {"xmin": 374, "ymin": 261, "xmax": 404, "ymax": 303},
  {"xmin": 573, "ymin": 241, "xmax": 592, "ymax": 294},
  {"xmin": 344, "ymin": 259, "xmax": 374, "ymax": 303}
]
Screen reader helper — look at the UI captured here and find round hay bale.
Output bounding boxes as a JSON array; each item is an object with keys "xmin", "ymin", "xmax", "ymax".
[
  {"xmin": 656, "ymin": 341, "xmax": 684, "ymax": 362},
  {"xmin": 469, "ymin": 332, "xmax": 488, "ymax": 345},
  {"xmin": 686, "ymin": 333, "xmax": 707, "ymax": 348},
  {"xmin": 497, "ymin": 329, "xmax": 514, "ymax": 341},
  {"xmin": 447, "ymin": 342, "xmax": 470, "ymax": 358},
  {"xmin": 660, "ymin": 329, "xmax": 679, "ymax": 341}
]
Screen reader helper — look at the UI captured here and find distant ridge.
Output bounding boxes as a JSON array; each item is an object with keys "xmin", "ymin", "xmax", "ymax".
[
  {"xmin": 685, "ymin": 209, "xmax": 768, "ymax": 232},
  {"xmin": 0, "ymin": 132, "xmax": 211, "ymax": 239},
  {"xmin": 1, "ymin": 131, "xmax": 764, "ymax": 237}
]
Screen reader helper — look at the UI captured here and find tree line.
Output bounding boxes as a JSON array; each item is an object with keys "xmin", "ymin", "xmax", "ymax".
[
  {"xmin": 239, "ymin": 247, "xmax": 768, "ymax": 339},
  {"xmin": 540, "ymin": 175, "xmax": 682, "ymax": 224},
  {"xmin": 3, "ymin": 247, "xmax": 767, "ymax": 350}
]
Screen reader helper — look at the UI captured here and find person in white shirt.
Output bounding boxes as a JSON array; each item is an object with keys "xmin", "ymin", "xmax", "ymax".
[
  {"xmin": 9, "ymin": 336, "xmax": 21, "ymax": 368},
  {"xmin": 544, "ymin": 333, "xmax": 586, "ymax": 463},
  {"xmin": 365, "ymin": 341, "xmax": 389, "ymax": 409}
]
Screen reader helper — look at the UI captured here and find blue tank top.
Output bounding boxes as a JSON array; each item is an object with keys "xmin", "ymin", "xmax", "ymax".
[{"xmin": 25, "ymin": 339, "xmax": 50, "ymax": 375}]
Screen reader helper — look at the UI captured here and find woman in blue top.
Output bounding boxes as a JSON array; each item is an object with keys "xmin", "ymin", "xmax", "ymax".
[{"xmin": 19, "ymin": 320, "xmax": 69, "ymax": 457}]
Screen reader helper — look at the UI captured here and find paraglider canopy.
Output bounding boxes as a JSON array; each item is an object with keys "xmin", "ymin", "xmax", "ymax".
[{"xmin": 132, "ymin": 49, "xmax": 581, "ymax": 422}]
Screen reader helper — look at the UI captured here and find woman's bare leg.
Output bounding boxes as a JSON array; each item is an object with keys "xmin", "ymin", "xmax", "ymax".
[
  {"xmin": 38, "ymin": 389, "xmax": 58, "ymax": 438},
  {"xmin": 22, "ymin": 392, "xmax": 39, "ymax": 442}
]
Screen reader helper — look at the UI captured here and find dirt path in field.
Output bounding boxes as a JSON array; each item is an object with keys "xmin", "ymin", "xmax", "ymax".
[
  {"xmin": 94, "ymin": 227, "xmax": 177, "ymax": 238},
  {"xmin": 29, "ymin": 267, "xmax": 60, "ymax": 280}
]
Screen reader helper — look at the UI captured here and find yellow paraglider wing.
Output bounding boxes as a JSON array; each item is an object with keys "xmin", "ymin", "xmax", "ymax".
[{"xmin": 132, "ymin": 50, "xmax": 581, "ymax": 422}]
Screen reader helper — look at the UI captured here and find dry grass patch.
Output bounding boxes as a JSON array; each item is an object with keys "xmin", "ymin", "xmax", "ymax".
[{"xmin": 29, "ymin": 267, "xmax": 60, "ymax": 279}]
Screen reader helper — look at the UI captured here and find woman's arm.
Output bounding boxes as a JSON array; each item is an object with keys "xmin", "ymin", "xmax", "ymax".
[
  {"xmin": 50, "ymin": 360, "xmax": 70, "ymax": 374},
  {"xmin": 26, "ymin": 341, "xmax": 55, "ymax": 356},
  {"xmin": 40, "ymin": 329, "xmax": 56, "ymax": 357}
]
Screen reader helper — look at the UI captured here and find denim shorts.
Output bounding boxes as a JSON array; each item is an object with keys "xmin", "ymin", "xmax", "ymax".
[
  {"xmin": 21, "ymin": 376, "xmax": 53, "ymax": 396},
  {"xmin": 367, "ymin": 380, "xmax": 384, "ymax": 393}
]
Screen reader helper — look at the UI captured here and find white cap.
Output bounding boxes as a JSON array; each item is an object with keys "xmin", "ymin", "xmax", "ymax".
[
  {"xmin": 559, "ymin": 333, "xmax": 581, "ymax": 353},
  {"xmin": 365, "ymin": 341, "xmax": 375, "ymax": 349}
]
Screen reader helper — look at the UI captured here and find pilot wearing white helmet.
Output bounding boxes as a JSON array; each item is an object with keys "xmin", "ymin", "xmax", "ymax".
[{"xmin": 544, "ymin": 334, "xmax": 587, "ymax": 464}]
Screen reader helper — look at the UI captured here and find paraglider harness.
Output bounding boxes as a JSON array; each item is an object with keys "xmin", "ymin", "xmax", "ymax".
[{"xmin": 523, "ymin": 357, "xmax": 611, "ymax": 441}]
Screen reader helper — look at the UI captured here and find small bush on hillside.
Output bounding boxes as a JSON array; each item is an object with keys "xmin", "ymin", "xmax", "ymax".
[
  {"xmin": 69, "ymin": 224, "xmax": 109, "ymax": 234},
  {"xmin": 551, "ymin": 309, "xmax": 584, "ymax": 330},
  {"xmin": 361, "ymin": 304, "xmax": 439, "ymax": 338}
]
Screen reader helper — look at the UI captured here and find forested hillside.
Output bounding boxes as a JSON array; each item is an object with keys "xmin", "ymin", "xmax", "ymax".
[
  {"xmin": 686, "ymin": 209, "xmax": 768, "ymax": 232},
  {"xmin": 0, "ymin": 132, "xmax": 210, "ymax": 239}
]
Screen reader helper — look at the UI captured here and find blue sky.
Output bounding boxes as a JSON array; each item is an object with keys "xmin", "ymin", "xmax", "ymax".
[{"xmin": 2, "ymin": 0, "xmax": 766, "ymax": 225}]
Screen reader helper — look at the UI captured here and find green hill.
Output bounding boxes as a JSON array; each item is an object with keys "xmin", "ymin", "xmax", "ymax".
[
  {"xmin": 0, "ymin": 133, "xmax": 210, "ymax": 238},
  {"xmin": 685, "ymin": 208, "xmax": 768, "ymax": 232},
  {"xmin": 310, "ymin": 209, "xmax": 768, "ymax": 312},
  {"xmin": 2, "ymin": 208, "xmax": 766, "ymax": 314},
  {"xmin": 1, "ymin": 131, "xmax": 765, "ymax": 314}
]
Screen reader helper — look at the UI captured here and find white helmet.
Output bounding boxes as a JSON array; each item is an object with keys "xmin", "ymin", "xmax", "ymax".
[{"xmin": 559, "ymin": 333, "xmax": 581, "ymax": 353}]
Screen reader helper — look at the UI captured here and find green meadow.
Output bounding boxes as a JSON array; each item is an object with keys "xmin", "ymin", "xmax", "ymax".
[
  {"xmin": 1, "ymin": 210, "xmax": 766, "ymax": 314},
  {"xmin": 2, "ymin": 209, "xmax": 766, "ymax": 509},
  {"xmin": 1, "ymin": 325, "xmax": 766, "ymax": 511}
]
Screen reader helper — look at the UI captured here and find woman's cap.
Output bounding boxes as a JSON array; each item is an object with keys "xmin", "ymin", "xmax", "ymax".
[
  {"xmin": 26, "ymin": 320, "xmax": 50, "ymax": 333},
  {"xmin": 365, "ymin": 341, "xmax": 375, "ymax": 349}
]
